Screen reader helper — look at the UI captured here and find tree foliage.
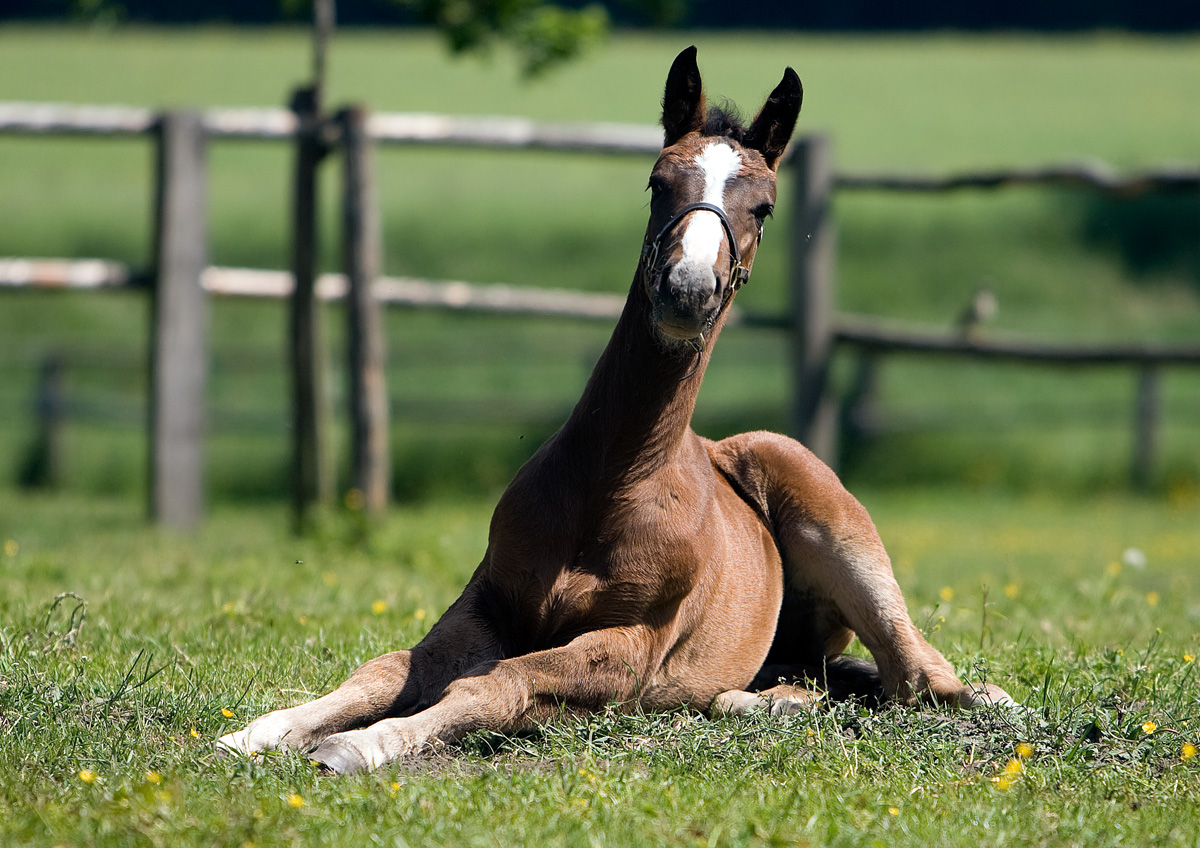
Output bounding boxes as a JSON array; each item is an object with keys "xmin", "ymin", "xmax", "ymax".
[{"xmin": 404, "ymin": 0, "xmax": 610, "ymax": 76}]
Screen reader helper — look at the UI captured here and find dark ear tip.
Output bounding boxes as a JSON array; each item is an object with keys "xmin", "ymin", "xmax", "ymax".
[
  {"xmin": 672, "ymin": 45, "xmax": 698, "ymax": 65},
  {"xmin": 783, "ymin": 67, "xmax": 803, "ymax": 102}
]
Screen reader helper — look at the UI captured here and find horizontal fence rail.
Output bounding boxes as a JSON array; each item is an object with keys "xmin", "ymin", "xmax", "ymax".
[
  {"xmin": 837, "ymin": 163, "xmax": 1200, "ymax": 195},
  {"xmin": 3, "ymin": 99, "xmax": 1199, "ymax": 526},
  {"xmin": 0, "ymin": 260, "xmax": 782, "ymax": 325},
  {"xmin": 0, "ymin": 101, "xmax": 665, "ymax": 154},
  {"xmin": 5, "ymin": 101, "xmax": 1199, "ymax": 191},
  {"xmin": 835, "ymin": 315, "xmax": 1200, "ymax": 366},
  {"xmin": 8, "ymin": 258, "xmax": 1198, "ymax": 369}
]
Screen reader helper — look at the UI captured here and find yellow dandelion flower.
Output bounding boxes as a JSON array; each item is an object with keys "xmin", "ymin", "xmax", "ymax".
[
  {"xmin": 3, "ymin": 539, "xmax": 17, "ymax": 557},
  {"xmin": 78, "ymin": 769, "xmax": 97, "ymax": 783},
  {"xmin": 287, "ymin": 793, "xmax": 304, "ymax": 808},
  {"xmin": 1105, "ymin": 561, "xmax": 1122, "ymax": 577},
  {"xmin": 145, "ymin": 771, "xmax": 162, "ymax": 784},
  {"xmin": 1004, "ymin": 583, "xmax": 1019, "ymax": 599},
  {"xmin": 372, "ymin": 600, "xmax": 387, "ymax": 615},
  {"xmin": 1185, "ymin": 654, "xmax": 1195, "ymax": 663},
  {"xmin": 1146, "ymin": 592, "xmax": 1160, "ymax": 607},
  {"xmin": 1015, "ymin": 742, "xmax": 1034, "ymax": 760},
  {"xmin": 989, "ymin": 758, "xmax": 1023, "ymax": 791},
  {"xmin": 190, "ymin": 727, "xmax": 200, "ymax": 738},
  {"xmin": 390, "ymin": 781, "xmax": 401, "ymax": 795},
  {"xmin": 414, "ymin": 608, "xmax": 426, "ymax": 621},
  {"xmin": 1142, "ymin": 721, "xmax": 1157, "ymax": 735},
  {"xmin": 322, "ymin": 572, "xmax": 338, "ymax": 588},
  {"xmin": 1182, "ymin": 743, "xmax": 1197, "ymax": 761},
  {"xmin": 888, "ymin": 807, "xmax": 900, "ymax": 816},
  {"xmin": 298, "ymin": 615, "xmax": 308, "ymax": 626},
  {"xmin": 221, "ymin": 708, "xmax": 234, "ymax": 718},
  {"xmin": 939, "ymin": 586, "xmax": 954, "ymax": 602}
]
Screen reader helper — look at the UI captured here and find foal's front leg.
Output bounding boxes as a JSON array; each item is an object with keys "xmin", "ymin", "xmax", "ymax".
[
  {"xmin": 309, "ymin": 627, "xmax": 657, "ymax": 774},
  {"xmin": 219, "ymin": 600, "xmax": 498, "ymax": 757},
  {"xmin": 218, "ymin": 649, "xmax": 417, "ymax": 757}
]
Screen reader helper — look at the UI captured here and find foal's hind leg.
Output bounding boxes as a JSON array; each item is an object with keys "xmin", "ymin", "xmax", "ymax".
[{"xmin": 711, "ymin": 432, "xmax": 1013, "ymax": 709}]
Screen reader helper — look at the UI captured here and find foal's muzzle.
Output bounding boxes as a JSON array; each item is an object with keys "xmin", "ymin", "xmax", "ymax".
[{"xmin": 640, "ymin": 202, "xmax": 752, "ymax": 340}]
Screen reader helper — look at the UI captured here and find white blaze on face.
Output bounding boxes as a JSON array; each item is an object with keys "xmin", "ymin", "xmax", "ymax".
[{"xmin": 675, "ymin": 142, "xmax": 742, "ymax": 293}]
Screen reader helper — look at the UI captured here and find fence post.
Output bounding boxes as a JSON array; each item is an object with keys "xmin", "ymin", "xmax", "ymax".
[
  {"xmin": 1132, "ymin": 364, "xmax": 1160, "ymax": 489},
  {"xmin": 18, "ymin": 354, "xmax": 65, "ymax": 490},
  {"xmin": 149, "ymin": 109, "xmax": 208, "ymax": 529},
  {"xmin": 339, "ymin": 105, "xmax": 391, "ymax": 514},
  {"xmin": 288, "ymin": 86, "xmax": 334, "ymax": 533},
  {"xmin": 787, "ymin": 134, "xmax": 839, "ymax": 467}
]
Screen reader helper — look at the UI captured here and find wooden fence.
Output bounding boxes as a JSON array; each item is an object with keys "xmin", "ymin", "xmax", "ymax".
[{"xmin": 2, "ymin": 100, "xmax": 1199, "ymax": 528}]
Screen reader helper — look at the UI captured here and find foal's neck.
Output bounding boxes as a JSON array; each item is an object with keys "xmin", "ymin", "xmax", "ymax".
[{"xmin": 562, "ymin": 279, "xmax": 721, "ymax": 484}]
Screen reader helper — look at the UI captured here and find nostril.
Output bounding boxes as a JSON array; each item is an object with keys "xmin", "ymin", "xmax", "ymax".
[{"xmin": 664, "ymin": 264, "xmax": 718, "ymax": 308}]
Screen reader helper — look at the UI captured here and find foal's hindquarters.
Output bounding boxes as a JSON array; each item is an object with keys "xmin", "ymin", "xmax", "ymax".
[{"xmin": 708, "ymin": 431, "xmax": 1014, "ymax": 715}]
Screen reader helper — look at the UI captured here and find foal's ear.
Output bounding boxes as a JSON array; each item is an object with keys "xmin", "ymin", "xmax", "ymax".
[
  {"xmin": 745, "ymin": 67, "xmax": 803, "ymax": 170},
  {"xmin": 661, "ymin": 46, "xmax": 705, "ymax": 147}
]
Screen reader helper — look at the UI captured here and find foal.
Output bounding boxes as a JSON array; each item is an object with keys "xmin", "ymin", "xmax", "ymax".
[{"xmin": 220, "ymin": 47, "xmax": 1012, "ymax": 774}]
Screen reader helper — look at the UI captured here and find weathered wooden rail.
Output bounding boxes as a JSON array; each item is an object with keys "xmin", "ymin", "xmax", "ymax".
[{"xmin": 3, "ymin": 100, "xmax": 1198, "ymax": 527}]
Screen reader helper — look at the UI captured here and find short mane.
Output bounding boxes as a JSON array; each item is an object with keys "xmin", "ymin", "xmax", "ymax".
[{"xmin": 701, "ymin": 103, "xmax": 748, "ymax": 142}]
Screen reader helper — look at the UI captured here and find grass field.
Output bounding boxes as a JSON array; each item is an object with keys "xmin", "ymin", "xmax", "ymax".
[
  {"xmin": 2, "ymin": 486, "xmax": 1198, "ymax": 846},
  {"xmin": 1, "ymin": 27, "xmax": 1199, "ymax": 844}
]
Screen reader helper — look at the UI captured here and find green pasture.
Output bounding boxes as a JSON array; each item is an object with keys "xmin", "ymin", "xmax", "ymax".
[
  {"xmin": 2, "ymin": 486, "xmax": 1199, "ymax": 846},
  {"xmin": 0, "ymin": 26, "xmax": 1199, "ymax": 845}
]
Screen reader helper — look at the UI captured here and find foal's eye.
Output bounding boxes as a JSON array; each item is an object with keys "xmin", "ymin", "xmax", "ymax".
[
  {"xmin": 647, "ymin": 176, "xmax": 666, "ymax": 196},
  {"xmin": 752, "ymin": 203, "xmax": 775, "ymax": 223}
]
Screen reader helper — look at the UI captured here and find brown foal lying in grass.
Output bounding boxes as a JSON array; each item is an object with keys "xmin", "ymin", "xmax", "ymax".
[{"xmin": 219, "ymin": 46, "xmax": 1013, "ymax": 775}]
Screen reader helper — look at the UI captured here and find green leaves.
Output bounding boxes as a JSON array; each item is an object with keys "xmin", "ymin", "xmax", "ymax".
[{"xmin": 403, "ymin": 0, "xmax": 610, "ymax": 76}]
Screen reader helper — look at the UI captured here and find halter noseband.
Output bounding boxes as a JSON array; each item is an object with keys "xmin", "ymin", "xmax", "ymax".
[{"xmin": 638, "ymin": 201, "xmax": 756, "ymax": 294}]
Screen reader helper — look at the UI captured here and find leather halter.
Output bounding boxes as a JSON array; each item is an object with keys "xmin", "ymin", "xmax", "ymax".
[{"xmin": 638, "ymin": 201, "xmax": 756, "ymax": 294}]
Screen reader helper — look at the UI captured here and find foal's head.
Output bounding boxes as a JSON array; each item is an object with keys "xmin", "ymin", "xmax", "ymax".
[{"xmin": 641, "ymin": 47, "xmax": 802, "ymax": 344}]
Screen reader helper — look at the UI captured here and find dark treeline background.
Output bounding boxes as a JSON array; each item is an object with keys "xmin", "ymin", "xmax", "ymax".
[{"xmin": 5, "ymin": 0, "xmax": 1199, "ymax": 31}]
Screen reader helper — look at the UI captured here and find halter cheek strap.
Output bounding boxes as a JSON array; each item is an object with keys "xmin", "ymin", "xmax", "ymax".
[{"xmin": 639, "ymin": 202, "xmax": 756, "ymax": 293}]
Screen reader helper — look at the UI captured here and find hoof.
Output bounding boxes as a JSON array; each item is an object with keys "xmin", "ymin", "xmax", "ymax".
[
  {"xmin": 310, "ymin": 738, "xmax": 370, "ymax": 775},
  {"xmin": 960, "ymin": 683, "xmax": 1019, "ymax": 709},
  {"xmin": 768, "ymin": 696, "xmax": 812, "ymax": 717},
  {"xmin": 712, "ymin": 690, "xmax": 766, "ymax": 717},
  {"xmin": 712, "ymin": 689, "xmax": 817, "ymax": 717},
  {"xmin": 216, "ymin": 730, "xmax": 251, "ymax": 758}
]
